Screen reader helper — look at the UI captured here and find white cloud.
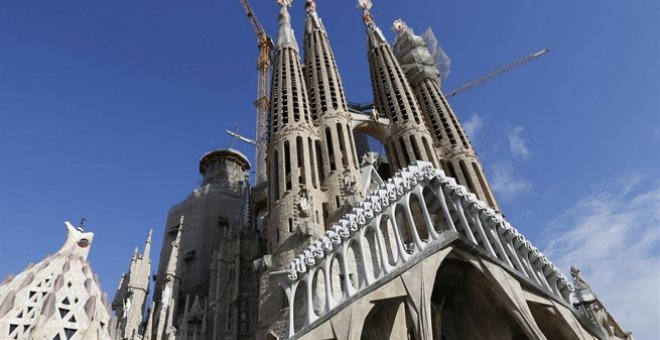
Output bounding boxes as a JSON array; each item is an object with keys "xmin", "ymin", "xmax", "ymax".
[
  {"xmin": 489, "ymin": 162, "xmax": 533, "ymax": 201},
  {"xmin": 462, "ymin": 113, "xmax": 483, "ymax": 139},
  {"xmin": 542, "ymin": 175, "xmax": 660, "ymax": 340},
  {"xmin": 507, "ymin": 126, "xmax": 530, "ymax": 159}
]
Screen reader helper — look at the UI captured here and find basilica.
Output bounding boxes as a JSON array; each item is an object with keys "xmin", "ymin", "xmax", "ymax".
[{"xmin": 0, "ymin": 1, "xmax": 633, "ymax": 339}]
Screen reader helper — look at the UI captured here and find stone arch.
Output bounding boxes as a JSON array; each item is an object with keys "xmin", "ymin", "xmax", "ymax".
[
  {"xmin": 351, "ymin": 126, "xmax": 392, "ymax": 180},
  {"xmin": 526, "ymin": 301, "xmax": 581, "ymax": 340},
  {"xmin": 344, "ymin": 241, "xmax": 361, "ymax": 292},
  {"xmin": 378, "ymin": 215, "xmax": 399, "ymax": 267},
  {"xmin": 311, "ymin": 267, "xmax": 326, "ymax": 317},
  {"xmin": 430, "ymin": 258, "xmax": 529, "ymax": 339},
  {"xmin": 394, "ymin": 203, "xmax": 416, "ymax": 254},
  {"xmin": 293, "ymin": 282, "xmax": 308, "ymax": 331},
  {"xmin": 422, "ymin": 186, "xmax": 451, "ymax": 233},
  {"xmin": 360, "ymin": 297, "xmax": 406, "ymax": 340},
  {"xmin": 328, "ymin": 255, "xmax": 343, "ymax": 303},
  {"xmin": 362, "ymin": 226, "xmax": 383, "ymax": 281},
  {"xmin": 408, "ymin": 192, "xmax": 431, "ymax": 242}
]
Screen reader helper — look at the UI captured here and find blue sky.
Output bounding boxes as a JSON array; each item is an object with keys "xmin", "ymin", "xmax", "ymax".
[{"xmin": 1, "ymin": 0, "xmax": 658, "ymax": 337}]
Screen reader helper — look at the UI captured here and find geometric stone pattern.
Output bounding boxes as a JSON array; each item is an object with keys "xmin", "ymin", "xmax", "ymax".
[{"xmin": 0, "ymin": 222, "xmax": 112, "ymax": 340}]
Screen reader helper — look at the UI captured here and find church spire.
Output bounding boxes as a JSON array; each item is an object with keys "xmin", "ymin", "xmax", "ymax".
[
  {"xmin": 112, "ymin": 228, "xmax": 153, "ymax": 339},
  {"xmin": 392, "ymin": 20, "xmax": 500, "ymax": 211},
  {"xmin": 359, "ymin": 0, "xmax": 439, "ymax": 171},
  {"xmin": 154, "ymin": 216, "xmax": 184, "ymax": 340},
  {"xmin": 304, "ymin": 0, "xmax": 363, "ymax": 221},
  {"xmin": 267, "ymin": 0, "xmax": 323, "ymax": 252}
]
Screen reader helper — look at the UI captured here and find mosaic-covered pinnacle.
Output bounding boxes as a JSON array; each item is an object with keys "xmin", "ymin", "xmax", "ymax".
[
  {"xmin": 358, "ymin": 0, "xmax": 374, "ymax": 24},
  {"xmin": 392, "ymin": 18, "xmax": 407, "ymax": 33},
  {"xmin": 304, "ymin": 0, "xmax": 325, "ymax": 33},
  {"xmin": 305, "ymin": 0, "xmax": 316, "ymax": 12},
  {"xmin": 276, "ymin": 0, "xmax": 299, "ymax": 52},
  {"xmin": 359, "ymin": 0, "xmax": 388, "ymax": 50}
]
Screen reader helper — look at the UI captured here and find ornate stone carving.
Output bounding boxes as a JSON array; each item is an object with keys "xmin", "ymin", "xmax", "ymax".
[{"xmin": 340, "ymin": 169, "xmax": 357, "ymax": 197}]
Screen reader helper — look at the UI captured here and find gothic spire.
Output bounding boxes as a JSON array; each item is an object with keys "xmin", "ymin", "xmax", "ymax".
[
  {"xmin": 392, "ymin": 20, "xmax": 500, "ymax": 210},
  {"xmin": 303, "ymin": 0, "xmax": 363, "ymax": 218},
  {"xmin": 359, "ymin": 0, "xmax": 439, "ymax": 170}
]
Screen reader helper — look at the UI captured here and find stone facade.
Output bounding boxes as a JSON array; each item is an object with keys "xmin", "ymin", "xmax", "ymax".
[{"xmin": 0, "ymin": 1, "xmax": 634, "ymax": 340}]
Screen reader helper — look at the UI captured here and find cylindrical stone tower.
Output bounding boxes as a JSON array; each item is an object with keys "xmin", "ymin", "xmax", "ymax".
[
  {"xmin": 266, "ymin": 1, "xmax": 324, "ymax": 260},
  {"xmin": 360, "ymin": 1, "xmax": 439, "ymax": 172},
  {"xmin": 303, "ymin": 0, "xmax": 364, "ymax": 222},
  {"xmin": 392, "ymin": 20, "xmax": 500, "ymax": 211}
]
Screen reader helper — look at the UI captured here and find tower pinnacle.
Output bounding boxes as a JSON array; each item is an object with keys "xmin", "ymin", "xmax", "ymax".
[
  {"xmin": 304, "ymin": 0, "xmax": 364, "ymax": 220},
  {"xmin": 392, "ymin": 22, "xmax": 500, "ymax": 210},
  {"xmin": 360, "ymin": 1, "xmax": 439, "ymax": 170},
  {"xmin": 276, "ymin": 0, "xmax": 298, "ymax": 52},
  {"xmin": 358, "ymin": 0, "xmax": 374, "ymax": 24}
]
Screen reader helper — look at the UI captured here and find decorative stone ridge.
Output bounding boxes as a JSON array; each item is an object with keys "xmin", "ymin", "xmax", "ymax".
[
  {"xmin": 272, "ymin": 161, "xmax": 572, "ymax": 338},
  {"xmin": 0, "ymin": 221, "xmax": 112, "ymax": 340}
]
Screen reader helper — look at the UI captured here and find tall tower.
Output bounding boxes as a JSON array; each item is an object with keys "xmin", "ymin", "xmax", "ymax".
[
  {"xmin": 112, "ymin": 230, "xmax": 152, "ymax": 340},
  {"xmin": 266, "ymin": 0, "xmax": 324, "ymax": 256},
  {"xmin": 393, "ymin": 20, "xmax": 500, "ymax": 210},
  {"xmin": 303, "ymin": 0, "xmax": 364, "ymax": 222},
  {"xmin": 0, "ymin": 221, "xmax": 112, "ymax": 340},
  {"xmin": 151, "ymin": 148, "xmax": 251, "ymax": 339},
  {"xmin": 153, "ymin": 217, "xmax": 184, "ymax": 340},
  {"xmin": 360, "ymin": 1, "xmax": 439, "ymax": 172}
]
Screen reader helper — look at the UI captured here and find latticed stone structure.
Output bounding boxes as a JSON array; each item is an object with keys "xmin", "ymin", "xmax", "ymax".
[
  {"xmin": 0, "ymin": 1, "xmax": 634, "ymax": 339},
  {"xmin": 0, "ymin": 222, "xmax": 112, "ymax": 340}
]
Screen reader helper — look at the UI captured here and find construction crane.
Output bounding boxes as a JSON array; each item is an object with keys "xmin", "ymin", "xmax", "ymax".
[
  {"xmin": 445, "ymin": 48, "xmax": 549, "ymax": 98},
  {"xmin": 347, "ymin": 48, "xmax": 550, "ymax": 112},
  {"xmin": 239, "ymin": 0, "xmax": 274, "ymax": 184}
]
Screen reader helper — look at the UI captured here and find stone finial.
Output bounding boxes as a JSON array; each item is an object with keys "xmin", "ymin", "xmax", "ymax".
[
  {"xmin": 570, "ymin": 265, "xmax": 590, "ymax": 290},
  {"xmin": 305, "ymin": 0, "xmax": 316, "ymax": 12},
  {"xmin": 358, "ymin": 0, "xmax": 374, "ymax": 24},
  {"xmin": 392, "ymin": 19, "xmax": 407, "ymax": 33}
]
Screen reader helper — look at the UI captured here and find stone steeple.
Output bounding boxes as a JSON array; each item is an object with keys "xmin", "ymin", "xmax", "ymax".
[
  {"xmin": 0, "ymin": 221, "xmax": 112, "ymax": 340},
  {"xmin": 359, "ymin": 0, "xmax": 439, "ymax": 172},
  {"xmin": 303, "ymin": 0, "xmax": 363, "ymax": 222},
  {"xmin": 112, "ymin": 229, "xmax": 153, "ymax": 339},
  {"xmin": 153, "ymin": 216, "xmax": 184, "ymax": 340},
  {"xmin": 393, "ymin": 20, "xmax": 499, "ymax": 210},
  {"xmin": 267, "ymin": 0, "xmax": 324, "ymax": 255}
]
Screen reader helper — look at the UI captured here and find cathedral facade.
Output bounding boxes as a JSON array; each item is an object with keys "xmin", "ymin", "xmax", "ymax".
[{"xmin": 0, "ymin": 1, "xmax": 633, "ymax": 339}]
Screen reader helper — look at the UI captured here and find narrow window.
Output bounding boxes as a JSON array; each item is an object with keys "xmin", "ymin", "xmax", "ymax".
[
  {"xmin": 348, "ymin": 124, "xmax": 359, "ymax": 168},
  {"xmin": 309, "ymin": 138, "xmax": 318, "ymax": 188},
  {"xmin": 459, "ymin": 160, "xmax": 476, "ymax": 193},
  {"xmin": 315, "ymin": 140, "xmax": 325, "ymax": 181},
  {"xmin": 273, "ymin": 150, "xmax": 280, "ymax": 198},
  {"xmin": 337, "ymin": 123, "xmax": 348, "ymax": 168},
  {"xmin": 297, "ymin": 137, "xmax": 305, "ymax": 186},
  {"xmin": 421, "ymin": 137, "xmax": 437, "ymax": 168},
  {"xmin": 326, "ymin": 127, "xmax": 336, "ymax": 171},
  {"xmin": 446, "ymin": 161, "xmax": 458, "ymax": 179},
  {"xmin": 409, "ymin": 135, "xmax": 422, "ymax": 161},
  {"xmin": 399, "ymin": 137, "xmax": 411, "ymax": 166},
  {"xmin": 284, "ymin": 141, "xmax": 292, "ymax": 191}
]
